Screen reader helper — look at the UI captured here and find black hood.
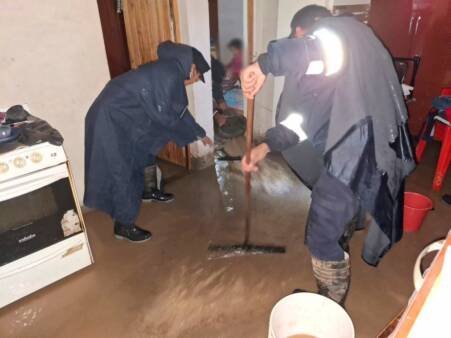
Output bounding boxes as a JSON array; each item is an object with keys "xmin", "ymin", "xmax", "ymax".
[
  {"xmin": 157, "ymin": 41, "xmax": 210, "ymax": 82},
  {"xmin": 157, "ymin": 41, "xmax": 193, "ymax": 79}
]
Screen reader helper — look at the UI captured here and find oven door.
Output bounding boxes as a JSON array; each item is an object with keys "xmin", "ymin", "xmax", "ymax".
[{"xmin": 0, "ymin": 164, "xmax": 83, "ymax": 267}]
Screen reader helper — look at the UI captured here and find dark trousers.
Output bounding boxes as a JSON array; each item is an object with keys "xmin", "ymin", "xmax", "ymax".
[{"xmin": 283, "ymin": 141, "xmax": 358, "ymax": 261}]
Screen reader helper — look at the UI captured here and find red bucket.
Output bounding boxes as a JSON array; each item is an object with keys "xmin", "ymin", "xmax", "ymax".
[{"xmin": 403, "ymin": 192, "xmax": 433, "ymax": 232}]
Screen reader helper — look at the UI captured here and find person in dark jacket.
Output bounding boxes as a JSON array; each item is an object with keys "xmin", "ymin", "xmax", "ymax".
[
  {"xmin": 211, "ymin": 55, "xmax": 229, "ymax": 127},
  {"xmin": 84, "ymin": 41, "xmax": 212, "ymax": 243},
  {"xmin": 241, "ymin": 6, "xmax": 415, "ymax": 305}
]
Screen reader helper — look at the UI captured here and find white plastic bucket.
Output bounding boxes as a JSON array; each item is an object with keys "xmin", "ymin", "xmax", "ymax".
[
  {"xmin": 268, "ymin": 293, "xmax": 354, "ymax": 338},
  {"xmin": 413, "ymin": 239, "xmax": 445, "ymax": 291}
]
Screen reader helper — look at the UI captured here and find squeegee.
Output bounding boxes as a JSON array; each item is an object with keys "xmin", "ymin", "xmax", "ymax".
[{"xmin": 208, "ymin": 98, "xmax": 286, "ymax": 258}]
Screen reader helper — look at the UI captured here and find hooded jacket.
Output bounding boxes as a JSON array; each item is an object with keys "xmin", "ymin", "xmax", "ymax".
[
  {"xmin": 84, "ymin": 41, "xmax": 206, "ymax": 224},
  {"xmin": 258, "ymin": 17, "xmax": 415, "ymax": 265}
]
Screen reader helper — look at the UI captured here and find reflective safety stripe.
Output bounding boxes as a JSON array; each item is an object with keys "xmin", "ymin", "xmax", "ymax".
[
  {"xmin": 306, "ymin": 60, "xmax": 325, "ymax": 75},
  {"xmin": 280, "ymin": 113, "xmax": 308, "ymax": 142},
  {"xmin": 312, "ymin": 28, "xmax": 344, "ymax": 76}
]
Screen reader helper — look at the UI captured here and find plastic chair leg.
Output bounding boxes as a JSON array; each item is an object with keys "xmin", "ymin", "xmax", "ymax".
[
  {"xmin": 416, "ymin": 139, "xmax": 427, "ymax": 162},
  {"xmin": 415, "ymin": 115, "xmax": 433, "ymax": 162},
  {"xmin": 432, "ymin": 126, "xmax": 451, "ymax": 191}
]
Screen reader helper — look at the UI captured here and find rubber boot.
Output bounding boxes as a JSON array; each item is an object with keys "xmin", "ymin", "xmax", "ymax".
[{"xmin": 311, "ymin": 253, "xmax": 350, "ymax": 307}]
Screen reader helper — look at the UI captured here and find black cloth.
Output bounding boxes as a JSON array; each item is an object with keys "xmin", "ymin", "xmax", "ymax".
[
  {"xmin": 2, "ymin": 105, "xmax": 63, "ymax": 146},
  {"xmin": 18, "ymin": 117, "xmax": 64, "ymax": 146},
  {"xmin": 84, "ymin": 41, "xmax": 206, "ymax": 224},
  {"xmin": 258, "ymin": 17, "xmax": 415, "ymax": 266},
  {"xmin": 211, "ymin": 56, "xmax": 226, "ymax": 103},
  {"xmin": 6, "ymin": 105, "xmax": 29, "ymax": 124},
  {"xmin": 306, "ymin": 169, "xmax": 358, "ymax": 261},
  {"xmin": 192, "ymin": 47, "xmax": 211, "ymax": 82}
]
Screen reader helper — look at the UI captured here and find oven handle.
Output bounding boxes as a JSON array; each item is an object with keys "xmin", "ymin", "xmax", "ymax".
[
  {"xmin": 0, "ymin": 239, "xmax": 85, "ymax": 279},
  {"xmin": 0, "ymin": 163, "xmax": 68, "ymax": 202}
]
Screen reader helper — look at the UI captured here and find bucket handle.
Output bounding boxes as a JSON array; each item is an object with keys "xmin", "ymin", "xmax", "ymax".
[{"xmin": 413, "ymin": 239, "xmax": 445, "ymax": 291}]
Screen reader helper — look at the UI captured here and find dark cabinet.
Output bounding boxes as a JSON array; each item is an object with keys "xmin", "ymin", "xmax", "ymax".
[{"xmin": 369, "ymin": 0, "xmax": 451, "ymax": 134}]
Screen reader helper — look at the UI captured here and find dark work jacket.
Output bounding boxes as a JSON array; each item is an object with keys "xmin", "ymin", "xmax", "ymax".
[
  {"xmin": 258, "ymin": 17, "xmax": 415, "ymax": 266},
  {"xmin": 84, "ymin": 42, "xmax": 206, "ymax": 224}
]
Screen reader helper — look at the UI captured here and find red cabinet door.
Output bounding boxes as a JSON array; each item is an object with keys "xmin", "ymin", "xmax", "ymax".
[
  {"xmin": 368, "ymin": 0, "xmax": 414, "ymax": 57},
  {"xmin": 369, "ymin": 0, "xmax": 451, "ymax": 134},
  {"xmin": 407, "ymin": 0, "xmax": 451, "ymax": 133}
]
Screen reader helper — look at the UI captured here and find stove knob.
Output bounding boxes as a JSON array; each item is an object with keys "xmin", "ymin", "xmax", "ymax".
[
  {"xmin": 31, "ymin": 152, "xmax": 43, "ymax": 163},
  {"xmin": 13, "ymin": 157, "xmax": 26, "ymax": 168},
  {"xmin": 0, "ymin": 162, "xmax": 9, "ymax": 174}
]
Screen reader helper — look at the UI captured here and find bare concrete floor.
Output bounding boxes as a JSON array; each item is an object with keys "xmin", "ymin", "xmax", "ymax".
[{"xmin": 1, "ymin": 144, "xmax": 450, "ymax": 338}]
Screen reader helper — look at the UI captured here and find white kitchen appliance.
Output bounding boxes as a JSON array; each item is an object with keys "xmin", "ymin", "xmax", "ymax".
[{"xmin": 0, "ymin": 140, "xmax": 93, "ymax": 308}]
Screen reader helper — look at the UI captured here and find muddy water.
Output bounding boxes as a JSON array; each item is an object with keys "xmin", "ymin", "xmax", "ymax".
[{"xmin": 214, "ymin": 137, "xmax": 300, "ymax": 214}]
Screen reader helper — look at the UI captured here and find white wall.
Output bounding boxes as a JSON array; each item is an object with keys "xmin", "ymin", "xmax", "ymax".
[
  {"xmin": 217, "ymin": 0, "xmax": 244, "ymax": 64},
  {"xmin": 0, "ymin": 0, "xmax": 110, "ymax": 199},
  {"xmin": 178, "ymin": 0, "xmax": 214, "ymax": 158},
  {"xmin": 253, "ymin": 0, "xmax": 279, "ymax": 137}
]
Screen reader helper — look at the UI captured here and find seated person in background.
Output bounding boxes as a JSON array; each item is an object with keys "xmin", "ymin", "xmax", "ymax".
[
  {"xmin": 223, "ymin": 38, "xmax": 243, "ymax": 89},
  {"xmin": 211, "ymin": 55, "xmax": 229, "ymax": 127}
]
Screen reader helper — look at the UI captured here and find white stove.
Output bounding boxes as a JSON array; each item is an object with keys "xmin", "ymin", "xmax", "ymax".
[
  {"xmin": 0, "ymin": 142, "xmax": 66, "ymax": 183},
  {"xmin": 0, "ymin": 138, "xmax": 93, "ymax": 308}
]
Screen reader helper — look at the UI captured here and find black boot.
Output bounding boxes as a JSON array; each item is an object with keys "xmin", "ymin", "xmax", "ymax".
[
  {"xmin": 142, "ymin": 188, "xmax": 175, "ymax": 203},
  {"xmin": 114, "ymin": 222, "xmax": 152, "ymax": 243},
  {"xmin": 311, "ymin": 253, "xmax": 350, "ymax": 306},
  {"xmin": 143, "ymin": 164, "xmax": 174, "ymax": 203}
]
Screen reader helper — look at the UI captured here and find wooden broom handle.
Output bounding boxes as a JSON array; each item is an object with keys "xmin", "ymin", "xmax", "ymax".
[
  {"xmin": 245, "ymin": 98, "xmax": 255, "ymax": 165},
  {"xmin": 244, "ymin": 98, "xmax": 254, "ymax": 244}
]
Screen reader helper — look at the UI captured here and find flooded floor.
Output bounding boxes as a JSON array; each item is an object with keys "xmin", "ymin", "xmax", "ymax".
[{"xmin": 0, "ymin": 143, "xmax": 450, "ymax": 338}]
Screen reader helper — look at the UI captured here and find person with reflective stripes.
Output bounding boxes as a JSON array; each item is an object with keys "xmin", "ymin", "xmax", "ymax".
[{"xmin": 241, "ymin": 6, "xmax": 415, "ymax": 305}]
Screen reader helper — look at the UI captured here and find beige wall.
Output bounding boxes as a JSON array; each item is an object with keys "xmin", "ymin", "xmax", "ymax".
[
  {"xmin": 178, "ymin": 0, "xmax": 214, "ymax": 158},
  {"xmin": 253, "ymin": 0, "xmax": 279, "ymax": 137},
  {"xmin": 0, "ymin": 0, "xmax": 110, "ymax": 199}
]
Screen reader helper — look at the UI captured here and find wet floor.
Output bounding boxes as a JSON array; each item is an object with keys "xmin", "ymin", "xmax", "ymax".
[{"xmin": 0, "ymin": 143, "xmax": 450, "ymax": 338}]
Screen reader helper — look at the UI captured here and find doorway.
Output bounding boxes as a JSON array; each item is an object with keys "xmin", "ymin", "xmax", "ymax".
[{"xmin": 208, "ymin": 0, "xmax": 253, "ymax": 153}]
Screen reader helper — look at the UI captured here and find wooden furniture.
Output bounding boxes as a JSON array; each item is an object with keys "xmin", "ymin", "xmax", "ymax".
[
  {"xmin": 369, "ymin": 0, "xmax": 451, "ymax": 134},
  {"xmin": 123, "ymin": 0, "xmax": 180, "ymax": 69}
]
